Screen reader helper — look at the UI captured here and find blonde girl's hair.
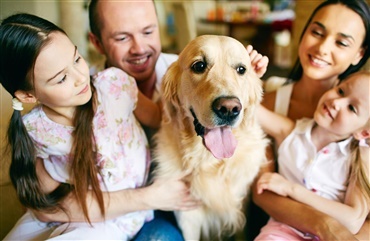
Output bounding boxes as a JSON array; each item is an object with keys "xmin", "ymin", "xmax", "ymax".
[{"xmin": 349, "ymin": 139, "xmax": 370, "ymax": 202}]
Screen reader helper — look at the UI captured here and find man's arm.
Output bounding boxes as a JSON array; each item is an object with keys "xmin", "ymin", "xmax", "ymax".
[{"xmin": 135, "ymin": 90, "xmax": 162, "ymax": 129}]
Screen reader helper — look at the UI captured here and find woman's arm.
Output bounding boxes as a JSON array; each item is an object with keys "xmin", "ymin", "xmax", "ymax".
[
  {"xmin": 257, "ymin": 172, "xmax": 368, "ymax": 234},
  {"xmin": 134, "ymin": 90, "xmax": 162, "ymax": 129},
  {"xmin": 257, "ymin": 105, "xmax": 294, "ymax": 145},
  {"xmin": 356, "ymin": 219, "xmax": 370, "ymax": 241},
  {"xmin": 34, "ymin": 158, "xmax": 199, "ymax": 222}
]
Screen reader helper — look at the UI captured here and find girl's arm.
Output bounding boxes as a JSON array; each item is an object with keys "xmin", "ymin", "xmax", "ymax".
[
  {"xmin": 257, "ymin": 104, "xmax": 295, "ymax": 145},
  {"xmin": 34, "ymin": 158, "xmax": 199, "ymax": 222},
  {"xmin": 257, "ymin": 172, "xmax": 369, "ymax": 234},
  {"xmin": 252, "ymin": 183, "xmax": 356, "ymax": 240},
  {"xmin": 134, "ymin": 90, "xmax": 162, "ymax": 129}
]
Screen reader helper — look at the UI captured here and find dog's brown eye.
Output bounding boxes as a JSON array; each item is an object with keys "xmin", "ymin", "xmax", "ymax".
[
  {"xmin": 236, "ymin": 66, "xmax": 246, "ymax": 75},
  {"xmin": 191, "ymin": 61, "xmax": 207, "ymax": 74}
]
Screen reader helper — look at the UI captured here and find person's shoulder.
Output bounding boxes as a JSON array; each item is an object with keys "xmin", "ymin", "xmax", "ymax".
[
  {"xmin": 22, "ymin": 105, "xmax": 42, "ymax": 123},
  {"xmin": 93, "ymin": 68, "xmax": 137, "ymax": 102},
  {"xmin": 94, "ymin": 67, "xmax": 134, "ymax": 84},
  {"xmin": 263, "ymin": 76, "xmax": 287, "ymax": 93},
  {"xmin": 22, "ymin": 105, "xmax": 59, "ymax": 139},
  {"xmin": 160, "ymin": 52, "xmax": 178, "ymax": 60},
  {"xmin": 295, "ymin": 118, "xmax": 314, "ymax": 133},
  {"xmin": 94, "ymin": 66, "xmax": 127, "ymax": 77},
  {"xmin": 157, "ymin": 52, "xmax": 178, "ymax": 66},
  {"xmin": 262, "ymin": 76, "xmax": 292, "ymax": 112}
]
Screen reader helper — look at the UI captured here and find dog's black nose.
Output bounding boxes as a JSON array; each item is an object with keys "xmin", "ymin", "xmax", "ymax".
[{"xmin": 212, "ymin": 97, "xmax": 241, "ymax": 124}]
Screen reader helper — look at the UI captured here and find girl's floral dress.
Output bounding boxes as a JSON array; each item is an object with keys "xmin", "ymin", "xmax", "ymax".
[{"xmin": 23, "ymin": 67, "xmax": 153, "ymax": 239}]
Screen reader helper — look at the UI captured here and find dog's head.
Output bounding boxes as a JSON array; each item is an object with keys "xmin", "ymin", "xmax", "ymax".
[{"xmin": 161, "ymin": 35, "xmax": 263, "ymax": 159}]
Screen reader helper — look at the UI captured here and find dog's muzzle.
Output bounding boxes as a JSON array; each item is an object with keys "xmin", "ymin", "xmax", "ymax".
[
  {"xmin": 190, "ymin": 96, "xmax": 241, "ymax": 160},
  {"xmin": 212, "ymin": 96, "xmax": 241, "ymax": 125}
]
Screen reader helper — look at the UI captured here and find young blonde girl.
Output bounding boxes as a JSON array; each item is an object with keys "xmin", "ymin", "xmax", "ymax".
[
  {"xmin": 255, "ymin": 71, "xmax": 370, "ymax": 240},
  {"xmin": 247, "ymin": 0, "xmax": 370, "ymax": 240},
  {"xmin": 0, "ymin": 13, "xmax": 199, "ymax": 240}
]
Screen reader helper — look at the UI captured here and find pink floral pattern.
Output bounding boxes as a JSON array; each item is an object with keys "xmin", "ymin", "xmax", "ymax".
[{"xmin": 23, "ymin": 67, "xmax": 153, "ymax": 238}]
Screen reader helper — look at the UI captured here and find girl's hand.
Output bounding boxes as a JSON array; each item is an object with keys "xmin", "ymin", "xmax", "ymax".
[
  {"xmin": 148, "ymin": 174, "xmax": 201, "ymax": 211},
  {"xmin": 256, "ymin": 172, "xmax": 293, "ymax": 197},
  {"xmin": 246, "ymin": 45, "xmax": 269, "ymax": 78}
]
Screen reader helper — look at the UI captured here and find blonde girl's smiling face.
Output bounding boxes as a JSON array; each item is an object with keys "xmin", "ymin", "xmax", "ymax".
[
  {"xmin": 32, "ymin": 32, "xmax": 91, "ymax": 117},
  {"xmin": 314, "ymin": 72, "xmax": 370, "ymax": 137},
  {"xmin": 298, "ymin": 4, "xmax": 366, "ymax": 82}
]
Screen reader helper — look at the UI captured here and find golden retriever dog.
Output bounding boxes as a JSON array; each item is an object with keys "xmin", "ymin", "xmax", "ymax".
[{"xmin": 153, "ymin": 35, "xmax": 268, "ymax": 240}]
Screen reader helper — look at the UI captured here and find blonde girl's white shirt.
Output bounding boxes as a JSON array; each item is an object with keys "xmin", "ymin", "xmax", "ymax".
[
  {"xmin": 278, "ymin": 118, "xmax": 352, "ymax": 202},
  {"xmin": 22, "ymin": 67, "xmax": 153, "ymax": 239}
]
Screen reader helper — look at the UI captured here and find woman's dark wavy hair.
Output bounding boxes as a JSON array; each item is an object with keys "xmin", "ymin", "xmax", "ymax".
[
  {"xmin": 288, "ymin": 0, "xmax": 370, "ymax": 82},
  {"xmin": 0, "ymin": 13, "xmax": 104, "ymax": 223}
]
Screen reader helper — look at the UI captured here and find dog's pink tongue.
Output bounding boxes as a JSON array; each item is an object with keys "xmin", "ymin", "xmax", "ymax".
[{"xmin": 204, "ymin": 126, "xmax": 237, "ymax": 159}]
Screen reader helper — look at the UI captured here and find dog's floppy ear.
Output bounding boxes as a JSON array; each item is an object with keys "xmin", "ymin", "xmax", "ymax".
[
  {"xmin": 241, "ymin": 70, "xmax": 264, "ymax": 126},
  {"xmin": 247, "ymin": 68, "xmax": 263, "ymax": 105},
  {"xmin": 161, "ymin": 61, "xmax": 182, "ymax": 122}
]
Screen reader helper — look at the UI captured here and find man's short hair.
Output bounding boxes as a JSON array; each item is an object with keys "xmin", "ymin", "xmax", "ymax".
[
  {"xmin": 88, "ymin": 0, "xmax": 101, "ymax": 39},
  {"xmin": 88, "ymin": 0, "xmax": 157, "ymax": 41}
]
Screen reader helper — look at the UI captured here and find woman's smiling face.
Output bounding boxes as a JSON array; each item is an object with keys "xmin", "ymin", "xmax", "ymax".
[{"xmin": 298, "ymin": 3, "xmax": 366, "ymax": 82}]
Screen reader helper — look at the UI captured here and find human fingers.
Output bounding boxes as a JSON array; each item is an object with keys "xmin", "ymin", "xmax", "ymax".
[
  {"xmin": 256, "ymin": 55, "xmax": 269, "ymax": 70},
  {"xmin": 246, "ymin": 44, "xmax": 253, "ymax": 54},
  {"xmin": 249, "ymin": 50, "xmax": 259, "ymax": 63},
  {"xmin": 178, "ymin": 200, "xmax": 202, "ymax": 211},
  {"xmin": 177, "ymin": 193, "xmax": 202, "ymax": 211},
  {"xmin": 255, "ymin": 56, "xmax": 269, "ymax": 78},
  {"xmin": 256, "ymin": 176, "xmax": 270, "ymax": 194}
]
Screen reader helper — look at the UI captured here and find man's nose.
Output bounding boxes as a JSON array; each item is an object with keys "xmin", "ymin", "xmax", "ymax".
[{"xmin": 130, "ymin": 37, "xmax": 145, "ymax": 54}]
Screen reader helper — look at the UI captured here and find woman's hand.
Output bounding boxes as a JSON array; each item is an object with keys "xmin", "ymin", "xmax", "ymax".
[{"xmin": 246, "ymin": 45, "xmax": 269, "ymax": 78}]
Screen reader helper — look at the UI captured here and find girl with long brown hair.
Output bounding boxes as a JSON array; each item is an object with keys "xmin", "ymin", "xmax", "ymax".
[{"xmin": 0, "ymin": 13, "xmax": 198, "ymax": 240}]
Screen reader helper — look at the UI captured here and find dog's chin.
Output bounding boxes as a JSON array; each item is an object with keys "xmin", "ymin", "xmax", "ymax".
[{"xmin": 190, "ymin": 109, "xmax": 238, "ymax": 160}]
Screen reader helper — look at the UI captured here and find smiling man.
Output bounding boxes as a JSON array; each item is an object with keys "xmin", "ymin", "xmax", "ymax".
[
  {"xmin": 88, "ymin": 1, "xmax": 183, "ymax": 241},
  {"xmin": 88, "ymin": 0, "xmax": 177, "ymax": 101}
]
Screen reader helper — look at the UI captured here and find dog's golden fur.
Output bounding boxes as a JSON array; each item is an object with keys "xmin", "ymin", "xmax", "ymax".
[{"xmin": 153, "ymin": 35, "xmax": 268, "ymax": 240}]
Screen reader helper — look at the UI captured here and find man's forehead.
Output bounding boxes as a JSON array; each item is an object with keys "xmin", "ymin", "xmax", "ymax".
[{"xmin": 98, "ymin": 2, "xmax": 157, "ymax": 31}]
